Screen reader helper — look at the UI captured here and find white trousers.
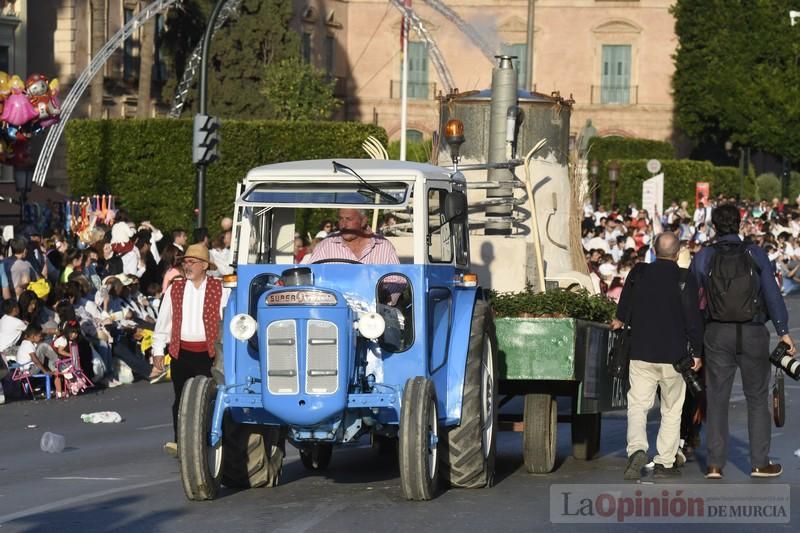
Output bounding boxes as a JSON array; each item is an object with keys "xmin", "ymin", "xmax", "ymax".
[{"xmin": 626, "ymin": 359, "xmax": 687, "ymax": 467}]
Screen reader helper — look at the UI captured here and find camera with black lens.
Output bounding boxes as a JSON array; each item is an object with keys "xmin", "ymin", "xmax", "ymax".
[
  {"xmin": 673, "ymin": 355, "xmax": 703, "ymax": 395},
  {"xmin": 770, "ymin": 341, "xmax": 800, "ymax": 381}
]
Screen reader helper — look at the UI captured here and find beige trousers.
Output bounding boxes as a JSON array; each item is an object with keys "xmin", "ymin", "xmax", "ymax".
[{"xmin": 626, "ymin": 359, "xmax": 687, "ymax": 467}]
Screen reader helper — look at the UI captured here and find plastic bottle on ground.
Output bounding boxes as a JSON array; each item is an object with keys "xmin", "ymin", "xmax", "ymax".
[{"xmin": 40, "ymin": 431, "xmax": 66, "ymax": 453}]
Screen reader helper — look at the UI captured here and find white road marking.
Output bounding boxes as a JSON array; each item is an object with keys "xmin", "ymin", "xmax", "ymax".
[
  {"xmin": 44, "ymin": 477, "xmax": 122, "ymax": 481},
  {"xmin": 136, "ymin": 423, "xmax": 172, "ymax": 431},
  {"xmin": 0, "ymin": 477, "xmax": 175, "ymax": 525}
]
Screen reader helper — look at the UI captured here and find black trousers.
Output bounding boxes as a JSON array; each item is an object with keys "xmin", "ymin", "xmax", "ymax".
[
  {"xmin": 704, "ymin": 322, "xmax": 771, "ymax": 469},
  {"xmin": 171, "ymin": 349, "xmax": 213, "ymax": 441}
]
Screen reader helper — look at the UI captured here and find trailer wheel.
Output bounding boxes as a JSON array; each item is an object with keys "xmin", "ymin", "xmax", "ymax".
[
  {"xmin": 221, "ymin": 416, "xmax": 285, "ymax": 488},
  {"xmin": 571, "ymin": 413, "xmax": 602, "ymax": 460},
  {"xmin": 523, "ymin": 393, "xmax": 557, "ymax": 473},
  {"xmin": 442, "ymin": 299, "xmax": 498, "ymax": 488},
  {"xmin": 399, "ymin": 377, "xmax": 440, "ymax": 501},
  {"xmin": 178, "ymin": 376, "xmax": 222, "ymax": 501},
  {"xmin": 300, "ymin": 443, "xmax": 333, "ymax": 471}
]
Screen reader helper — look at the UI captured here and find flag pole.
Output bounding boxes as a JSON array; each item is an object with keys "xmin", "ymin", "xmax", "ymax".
[{"xmin": 400, "ymin": 9, "xmax": 409, "ymax": 161}]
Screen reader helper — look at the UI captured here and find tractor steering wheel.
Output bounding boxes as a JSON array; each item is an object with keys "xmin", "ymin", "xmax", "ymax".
[{"xmin": 311, "ymin": 258, "xmax": 363, "ymax": 265}]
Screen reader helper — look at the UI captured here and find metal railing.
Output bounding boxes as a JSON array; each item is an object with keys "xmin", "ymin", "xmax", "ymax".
[
  {"xmin": 390, "ymin": 80, "xmax": 438, "ymax": 100},
  {"xmin": 590, "ymin": 84, "xmax": 638, "ymax": 105}
]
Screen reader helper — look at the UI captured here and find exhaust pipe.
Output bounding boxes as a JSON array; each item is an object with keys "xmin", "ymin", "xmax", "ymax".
[{"xmin": 485, "ymin": 55, "xmax": 518, "ymax": 235}]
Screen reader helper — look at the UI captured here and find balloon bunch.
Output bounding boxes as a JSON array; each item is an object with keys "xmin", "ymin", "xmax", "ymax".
[
  {"xmin": 66, "ymin": 195, "xmax": 116, "ymax": 244},
  {"xmin": 0, "ymin": 71, "xmax": 62, "ymax": 167}
]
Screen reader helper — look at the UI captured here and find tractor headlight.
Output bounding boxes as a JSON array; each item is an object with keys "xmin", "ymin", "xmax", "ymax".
[
  {"xmin": 230, "ymin": 313, "xmax": 257, "ymax": 341},
  {"xmin": 357, "ymin": 312, "xmax": 385, "ymax": 341}
]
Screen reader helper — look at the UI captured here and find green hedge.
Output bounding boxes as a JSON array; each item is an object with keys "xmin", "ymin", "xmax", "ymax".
[
  {"xmin": 66, "ymin": 119, "xmax": 388, "ymax": 232},
  {"xmin": 596, "ymin": 159, "xmax": 754, "ymax": 210},
  {"xmin": 588, "ymin": 137, "xmax": 675, "ymax": 162}
]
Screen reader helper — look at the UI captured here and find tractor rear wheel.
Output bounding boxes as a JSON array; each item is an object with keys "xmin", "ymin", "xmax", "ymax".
[
  {"xmin": 441, "ymin": 299, "xmax": 498, "ymax": 488},
  {"xmin": 178, "ymin": 376, "xmax": 222, "ymax": 501},
  {"xmin": 221, "ymin": 416, "xmax": 285, "ymax": 489},
  {"xmin": 399, "ymin": 377, "xmax": 440, "ymax": 501},
  {"xmin": 300, "ymin": 443, "xmax": 333, "ymax": 470},
  {"xmin": 523, "ymin": 393, "xmax": 557, "ymax": 473}
]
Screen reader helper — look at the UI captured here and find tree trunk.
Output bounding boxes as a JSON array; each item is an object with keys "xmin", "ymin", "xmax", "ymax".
[
  {"xmin": 137, "ymin": 4, "xmax": 156, "ymax": 118},
  {"xmin": 89, "ymin": 0, "xmax": 106, "ymax": 118}
]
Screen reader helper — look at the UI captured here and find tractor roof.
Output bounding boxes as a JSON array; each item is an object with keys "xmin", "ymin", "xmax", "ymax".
[{"xmin": 245, "ymin": 158, "xmax": 453, "ymax": 183}]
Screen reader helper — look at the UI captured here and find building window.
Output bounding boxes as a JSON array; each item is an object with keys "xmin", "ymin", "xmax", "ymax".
[
  {"xmin": 0, "ymin": 45, "xmax": 8, "ymax": 73},
  {"xmin": 502, "ymin": 43, "xmax": 527, "ymax": 90},
  {"xmin": 123, "ymin": 8, "xmax": 139, "ymax": 81},
  {"xmin": 408, "ymin": 41, "xmax": 429, "ymax": 99},
  {"xmin": 301, "ymin": 32, "xmax": 312, "ymax": 64},
  {"xmin": 324, "ymin": 35, "xmax": 334, "ymax": 73},
  {"xmin": 407, "ymin": 129, "xmax": 423, "ymax": 143},
  {"xmin": 601, "ymin": 44, "xmax": 631, "ymax": 104}
]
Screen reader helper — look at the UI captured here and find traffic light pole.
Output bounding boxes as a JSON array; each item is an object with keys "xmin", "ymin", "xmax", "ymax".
[{"xmin": 195, "ymin": 0, "xmax": 227, "ymax": 228}]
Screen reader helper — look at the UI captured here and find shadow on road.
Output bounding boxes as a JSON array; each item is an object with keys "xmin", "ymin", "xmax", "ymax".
[{"xmin": 8, "ymin": 494, "xmax": 185, "ymax": 533}]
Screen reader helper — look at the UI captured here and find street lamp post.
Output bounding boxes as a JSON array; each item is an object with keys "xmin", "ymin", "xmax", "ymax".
[
  {"xmin": 607, "ymin": 160, "xmax": 620, "ymax": 210},
  {"xmin": 589, "ymin": 159, "xmax": 599, "ymax": 208},
  {"xmin": 14, "ymin": 167, "xmax": 33, "ymax": 224}
]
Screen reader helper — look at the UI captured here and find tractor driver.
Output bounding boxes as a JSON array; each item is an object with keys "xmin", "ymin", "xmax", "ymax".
[{"xmin": 308, "ymin": 208, "xmax": 400, "ymax": 265}]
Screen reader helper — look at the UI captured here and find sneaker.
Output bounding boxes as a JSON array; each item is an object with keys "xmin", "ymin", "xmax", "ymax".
[
  {"xmin": 149, "ymin": 369, "xmax": 168, "ymax": 384},
  {"xmin": 751, "ymin": 463, "xmax": 782, "ymax": 478},
  {"xmin": 675, "ymin": 449, "xmax": 687, "ymax": 468},
  {"xmin": 644, "ymin": 460, "xmax": 655, "ymax": 470},
  {"xmin": 653, "ymin": 463, "xmax": 682, "ymax": 478},
  {"xmin": 163, "ymin": 441, "xmax": 178, "ymax": 458},
  {"xmin": 107, "ymin": 379, "xmax": 123, "ymax": 388},
  {"xmin": 624, "ymin": 450, "xmax": 648, "ymax": 480},
  {"xmin": 705, "ymin": 465, "xmax": 723, "ymax": 479}
]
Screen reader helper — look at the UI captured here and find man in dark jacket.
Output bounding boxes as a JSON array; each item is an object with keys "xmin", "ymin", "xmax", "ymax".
[
  {"xmin": 613, "ymin": 231, "xmax": 704, "ymax": 480},
  {"xmin": 689, "ymin": 204, "xmax": 795, "ymax": 479}
]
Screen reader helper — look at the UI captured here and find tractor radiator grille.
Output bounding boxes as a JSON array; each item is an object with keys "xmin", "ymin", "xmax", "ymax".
[
  {"xmin": 266, "ymin": 320, "xmax": 298, "ymax": 394},
  {"xmin": 306, "ymin": 320, "xmax": 338, "ymax": 394}
]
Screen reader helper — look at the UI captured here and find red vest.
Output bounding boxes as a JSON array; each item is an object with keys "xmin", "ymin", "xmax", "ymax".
[{"xmin": 168, "ymin": 276, "xmax": 223, "ymax": 358}]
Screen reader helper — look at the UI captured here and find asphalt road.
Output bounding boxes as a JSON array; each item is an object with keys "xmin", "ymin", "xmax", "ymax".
[{"xmin": 3, "ymin": 298, "xmax": 800, "ymax": 532}]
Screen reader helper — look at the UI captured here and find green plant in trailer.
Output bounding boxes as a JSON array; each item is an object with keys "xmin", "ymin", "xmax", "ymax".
[{"xmin": 489, "ymin": 287, "xmax": 616, "ymax": 323}]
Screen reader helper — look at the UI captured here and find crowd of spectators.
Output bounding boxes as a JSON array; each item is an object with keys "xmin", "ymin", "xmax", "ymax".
[
  {"xmin": 584, "ymin": 195, "xmax": 800, "ymax": 302},
  {"xmin": 0, "ymin": 211, "xmax": 233, "ymax": 404}
]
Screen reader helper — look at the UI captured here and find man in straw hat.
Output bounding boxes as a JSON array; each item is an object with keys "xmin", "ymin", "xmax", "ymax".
[{"xmin": 152, "ymin": 243, "xmax": 230, "ymax": 456}]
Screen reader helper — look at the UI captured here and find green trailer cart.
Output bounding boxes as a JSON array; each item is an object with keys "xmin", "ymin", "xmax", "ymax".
[{"xmin": 495, "ymin": 317, "xmax": 627, "ymax": 473}]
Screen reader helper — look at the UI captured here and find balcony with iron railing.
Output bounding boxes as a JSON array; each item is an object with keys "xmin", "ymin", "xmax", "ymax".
[
  {"xmin": 590, "ymin": 85, "xmax": 639, "ymax": 105},
  {"xmin": 390, "ymin": 80, "xmax": 438, "ymax": 100}
]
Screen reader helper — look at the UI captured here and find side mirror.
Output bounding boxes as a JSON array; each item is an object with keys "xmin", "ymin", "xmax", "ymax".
[{"xmin": 444, "ymin": 191, "xmax": 468, "ymax": 223}]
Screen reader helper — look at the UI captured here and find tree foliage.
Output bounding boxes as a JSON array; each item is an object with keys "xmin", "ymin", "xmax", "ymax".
[
  {"xmin": 160, "ymin": 0, "xmax": 301, "ymax": 119},
  {"xmin": 260, "ymin": 58, "xmax": 340, "ymax": 120},
  {"xmin": 672, "ymin": 0, "xmax": 800, "ymax": 160}
]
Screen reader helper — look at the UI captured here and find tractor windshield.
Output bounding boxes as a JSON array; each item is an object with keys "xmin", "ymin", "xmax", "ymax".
[{"xmin": 242, "ymin": 182, "xmax": 409, "ymax": 206}]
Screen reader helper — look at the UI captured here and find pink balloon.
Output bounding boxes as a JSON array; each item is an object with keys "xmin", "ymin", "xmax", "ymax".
[{"xmin": 1, "ymin": 88, "xmax": 39, "ymax": 126}]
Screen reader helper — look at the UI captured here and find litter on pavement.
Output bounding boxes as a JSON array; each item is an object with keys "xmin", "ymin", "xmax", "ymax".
[{"xmin": 81, "ymin": 411, "xmax": 123, "ymax": 424}]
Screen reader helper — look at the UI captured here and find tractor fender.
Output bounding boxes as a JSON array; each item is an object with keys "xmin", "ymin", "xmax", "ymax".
[{"xmin": 438, "ymin": 286, "xmax": 481, "ymax": 426}]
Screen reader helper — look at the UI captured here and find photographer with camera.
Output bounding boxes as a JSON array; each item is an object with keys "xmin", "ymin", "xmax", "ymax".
[
  {"xmin": 689, "ymin": 204, "xmax": 796, "ymax": 479},
  {"xmin": 613, "ymin": 232, "xmax": 704, "ymax": 480}
]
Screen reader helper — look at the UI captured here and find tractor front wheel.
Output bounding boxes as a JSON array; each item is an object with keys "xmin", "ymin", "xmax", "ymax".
[
  {"xmin": 178, "ymin": 376, "xmax": 222, "ymax": 501},
  {"xmin": 399, "ymin": 377, "xmax": 440, "ymax": 501}
]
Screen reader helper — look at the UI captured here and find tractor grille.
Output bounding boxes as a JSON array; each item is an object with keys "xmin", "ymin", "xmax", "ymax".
[
  {"xmin": 306, "ymin": 320, "xmax": 338, "ymax": 394},
  {"xmin": 266, "ymin": 320, "xmax": 298, "ymax": 394}
]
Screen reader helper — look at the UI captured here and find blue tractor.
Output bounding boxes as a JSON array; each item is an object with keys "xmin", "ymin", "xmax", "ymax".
[{"xmin": 178, "ymin": 158, "xmax": 498, "ymax": 501}]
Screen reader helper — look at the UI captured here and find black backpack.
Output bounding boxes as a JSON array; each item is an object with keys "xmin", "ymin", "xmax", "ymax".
[{"xmin": 706, "ymin": 241, "xmax": 760, "ymax": 322}]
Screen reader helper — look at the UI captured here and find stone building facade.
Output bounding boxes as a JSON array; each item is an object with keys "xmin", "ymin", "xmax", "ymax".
[{"xmin": 299, "ymin": 0, "xmax": 677, "ymax": 143}]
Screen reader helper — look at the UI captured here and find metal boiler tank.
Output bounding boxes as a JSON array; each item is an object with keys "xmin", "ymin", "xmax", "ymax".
[{"xmin": 437, "ymin": 68, "xmax": 577, "ymax": 291}]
